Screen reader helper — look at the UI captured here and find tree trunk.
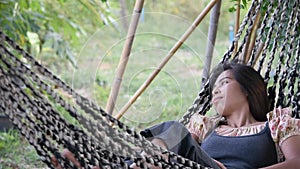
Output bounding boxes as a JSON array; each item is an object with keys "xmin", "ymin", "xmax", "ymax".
[
  {"xmin": 119, "ymin": 0, "xmax": 129, "ymax": 31},
  {"xmin": 201, "ymin": 0, "xmax": 222, "ymax": 87},
  {"xmin": 105, "ymin": 0, "xmax": 144, "ymax": 115}
]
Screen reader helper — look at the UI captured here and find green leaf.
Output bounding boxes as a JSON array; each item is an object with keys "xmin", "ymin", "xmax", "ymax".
[
  {"xmin": 26, "ymin": 31, "xmax": 40, "ymax": 45},
  {"xmin": 242, "ymin": 0, "xmax": 247, "ymax": 6},
  {"xmin": 229, "ymin": 7, "xmax": 236, "ymax": 12}
]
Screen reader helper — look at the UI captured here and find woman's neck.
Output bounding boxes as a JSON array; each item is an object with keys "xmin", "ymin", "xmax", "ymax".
[{"xmin": 225, "ymin": 107, "xmax": 258, "ymax": 128}]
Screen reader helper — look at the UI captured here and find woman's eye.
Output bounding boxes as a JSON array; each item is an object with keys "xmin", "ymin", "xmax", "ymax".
[{"xmin": 221, "ymin": 80, "xmax": 229, "ymax": 86}]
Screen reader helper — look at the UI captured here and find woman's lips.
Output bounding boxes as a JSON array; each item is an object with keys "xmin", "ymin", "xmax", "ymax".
[{"xmin": 212, "ymin": 96, "xmax": 222, "ymax": 103}]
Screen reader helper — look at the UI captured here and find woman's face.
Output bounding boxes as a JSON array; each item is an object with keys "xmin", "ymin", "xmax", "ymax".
[{"xmin": 212, "ymin": 70, "xmax": 248, "ymax": 116}]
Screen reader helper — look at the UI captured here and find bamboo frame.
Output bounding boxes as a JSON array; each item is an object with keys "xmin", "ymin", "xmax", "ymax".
[
  {"xmin": 201, "ymin": 0, "xmax": 222, "ymax": 86},
  {"xmin": 114, "ymin": 0, "xmax": 221, "ymax": 120},
  {"xmin": 234, "ymin": 0, "xmax": 241, "ymax": 55},
  {"xmin": 105, "ymin": 0, "xmax": 144, "ymax": 115},
  {"xmin": 245, "ymin": 12, "xmax": 261, "ymax": 63},
  {"xmin": 240, "ymin": 7, "xmax": 259, "ymax": 63},
  {"xmin": 253, "ymin": 43, "xmax": 265, "ymax": 66}
]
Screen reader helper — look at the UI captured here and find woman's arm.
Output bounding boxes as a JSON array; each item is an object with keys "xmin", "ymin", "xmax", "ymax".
[
  {"xmin": 260, "ymin": 135, "xmax": 300, "ymax": 169},
  {"xmin": 52, "ymin": 149, "xmax": 100, "ymax": 169}
]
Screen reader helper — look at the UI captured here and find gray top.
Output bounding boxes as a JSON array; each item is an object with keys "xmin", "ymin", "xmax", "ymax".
[{"xmin": 201, "ymin": 123, "xmax": 278, "ymax": 169}]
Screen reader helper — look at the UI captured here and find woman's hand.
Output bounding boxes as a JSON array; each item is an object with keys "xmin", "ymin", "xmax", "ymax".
[
  {"xmin": 51, "ymin": 149, "xmax": 100, "ymax": 169},
  {"xmin": 129, "ymin": 150, "xmax": 163, "ymax": 169},
  {"xmin": 213, "ymin": 159, "xmax": 227, "ymax": 169},
  {"xmin": 130, "ymin": 138, "xmax": 168, "ymax": 169},
  {"xmin": 130, "ymin": 163, "xmax": 162, "ymax": 169},
  {"xmin": 52, "ymin": 138, "xmax": 168, "ymax": 169}
]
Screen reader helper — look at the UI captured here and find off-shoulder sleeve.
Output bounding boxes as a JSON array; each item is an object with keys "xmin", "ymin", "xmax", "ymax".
[
  {"xmin": 267, "ymin": 107, "xmax": 300, "ymax": 146},
  {"xmin": 185, "ymin": 113, "xmax": 221, "ymax": 143}
]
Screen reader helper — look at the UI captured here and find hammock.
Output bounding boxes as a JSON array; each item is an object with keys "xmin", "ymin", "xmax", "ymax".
[{"xmin": 0, "ymin": 0, "xmax": 299, "ymax": 168}]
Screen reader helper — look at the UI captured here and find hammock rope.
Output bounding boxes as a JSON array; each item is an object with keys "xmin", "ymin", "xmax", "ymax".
[
  {"xmin": 287, "ymin": 39, "xmax": 300, "ymax": 118},
  {"xmin": 179, "ymin": 0, "xmax": 265, "ymax": 125},
  {"xmin": 265, "ymin": 0, "xmax": 290, "ymax": 84},
  {"xmin": 0, "ymin": 0, "xmax": 299, "ymax": 168},
  {"xmin": 0, "ymin": 43, "xmax": 114, "ymax": 168},
  {"xmin": 0, "ymin": 31, "xmax": 208, "ymax": 169},
  {"xmin": 232, "ymin": 0, "xmax": 262, "ymax": 62},
  {"xmin": 180, "ymin": 0, "xmax": 300, "ymax": 126},
  {"xmin": 275, "ymin": 0, "xmax": 299, "ymax": 107}
]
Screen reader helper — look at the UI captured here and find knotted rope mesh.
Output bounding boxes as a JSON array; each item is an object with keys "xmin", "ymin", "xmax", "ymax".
[
  {"xmin": 180, "ymin": 0, "xmax": 300, "ymax": 125},
  {"xmin": 0, "ymin": 31, "xmax": 209, "ymax": 169},
  {"xmin": 0, "ymin": 0, "xmax": 299, "ymax": 168}
]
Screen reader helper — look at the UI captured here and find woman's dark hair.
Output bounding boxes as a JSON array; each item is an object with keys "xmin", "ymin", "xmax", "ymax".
[{"xmin": 209, "ymin": 62, "xmax": 270, "ymax": 121}]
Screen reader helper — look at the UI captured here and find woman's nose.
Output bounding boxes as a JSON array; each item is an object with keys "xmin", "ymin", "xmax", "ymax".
[{"xmin": 213, "ymin": 87, "xmax": 220, "ymax": 96}]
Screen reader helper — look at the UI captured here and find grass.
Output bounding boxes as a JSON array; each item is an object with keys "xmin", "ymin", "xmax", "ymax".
[
  {"xmin": 71, "ymin": 11, "xmax": 227, "ymax": 127},
  {"xmin": 0, "ymin": 130, "xmax": 46, "ymax": 169}
]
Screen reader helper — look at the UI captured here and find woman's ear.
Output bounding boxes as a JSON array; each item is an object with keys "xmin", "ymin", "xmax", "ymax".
[{"xmin": 240, "ymin": 86, "xmax": 248, "ymax": 97}]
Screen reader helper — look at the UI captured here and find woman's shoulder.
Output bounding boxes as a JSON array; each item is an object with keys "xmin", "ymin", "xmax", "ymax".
[
  {"xmin": 185, "ymin": 114, "xmax": 222, "ymax": 143},
  {"xmin": 267, "ymin": 107, "xmax": 300, "ymax": 146}
]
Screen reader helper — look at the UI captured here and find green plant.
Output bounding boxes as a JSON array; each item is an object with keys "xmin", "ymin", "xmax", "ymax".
[
  {"xmin": 0, "ymin": 0, "xmax": 115, "ymax": 68},
  {"xmin": 228, "ymin": 0, "xmax": 252, "ymax": 12},
  {"xmin": 0, "ymin": 130, "xmax": 45, "ymax": 169}
]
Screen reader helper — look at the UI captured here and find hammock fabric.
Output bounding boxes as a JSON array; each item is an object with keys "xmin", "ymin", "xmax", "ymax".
[{"xmin": 0, "ymin": 0, "xmax": 299, "ymax": 168}]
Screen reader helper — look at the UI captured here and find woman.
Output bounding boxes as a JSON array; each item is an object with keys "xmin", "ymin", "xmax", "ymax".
[
  {"xmin": 54, "ymin": 62, "xmax": 300, "ymax": 169},
  {"xmin": 136, "ymin": 62, "xmax": 300, "ymax": 169}
]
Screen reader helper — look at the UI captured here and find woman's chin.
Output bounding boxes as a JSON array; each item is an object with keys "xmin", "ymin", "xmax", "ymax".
[{"xmin": 213, "ymin": 106, "xmax": 225, "ymax": 116}]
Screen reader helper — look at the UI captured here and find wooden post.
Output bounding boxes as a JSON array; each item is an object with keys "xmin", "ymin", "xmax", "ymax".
[
  {"xmin": 234, "ymin": 0, "xmax": 241, "ymax": 55},
  {"xmin": 245, "ymin": 12, "xmax": 261, "ymax": 63},
  {"xmin": 119, "ymin": 0, "xmax": 129, "ymax": 31},
  {"xmin": 105, "ymin": 0, "xmax": 144, "ymax": 115},
  {"xmin": 201, "ymin": 0, "xmax": 222, "ymax": 87},
  {"xmin": 114, "ymin": 0, "xmax": 221, "ymax": 121}
]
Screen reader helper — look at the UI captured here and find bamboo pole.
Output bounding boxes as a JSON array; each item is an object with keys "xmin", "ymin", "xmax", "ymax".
[
  {"xmin": 245, "ymin": 12, "xmax": 261, "ymax": 63},
  {"xmin": 114, "ymin": 0, "xmax": 221, "ymax": 120},
  {"xmin": 105, "ymin": 0, "xmax": 144, "ymax": 115},
  {"xmin": 240, "ymin": 8, "xmax": 257, "ymax": 63},
  {"xmin": 201, "ymin": 0, "xmax": 222, "ymax": 87},
  {"xmin": 234, "ymin": 0, "xmax": 241, "ymax": 56},
  {"xmin": 253, "ymin": 43, "xmax": 265, "ymax": 66}
]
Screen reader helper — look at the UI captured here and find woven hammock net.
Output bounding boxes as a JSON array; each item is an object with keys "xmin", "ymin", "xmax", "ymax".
[{"xmin": 0, "ymin": 0, "xmax": 299, "ymax": 168}]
